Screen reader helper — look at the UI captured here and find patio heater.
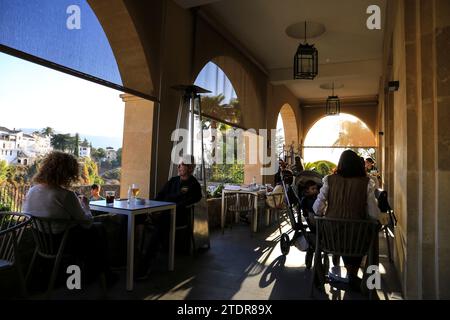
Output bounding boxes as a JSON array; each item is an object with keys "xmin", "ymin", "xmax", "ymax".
[{"xmin": 171, "ymin": 84, "xmax": 211, "ymax": 250}]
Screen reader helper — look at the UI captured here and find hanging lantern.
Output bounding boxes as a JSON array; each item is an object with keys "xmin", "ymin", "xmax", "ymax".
[
  {"xmin": 293, "ymin": 22, "xmax": 318, "ymax": 80},
  {"xmin": 326, "ymin": 82, "xmax": 340, "ymax": 115}
]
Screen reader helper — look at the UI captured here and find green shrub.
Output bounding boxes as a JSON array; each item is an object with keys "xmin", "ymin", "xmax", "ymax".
[
  {"xmin": 304, "ymin": 160, "xmax": 337, "ymax": 176},
  {"xmin": 0, "ymin": 203, "xmax": 11, "ymax": 212}
]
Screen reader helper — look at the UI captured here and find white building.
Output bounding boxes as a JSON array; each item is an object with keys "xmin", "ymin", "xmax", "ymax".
[
  {"xmin": 79, "ymin": 146, "xmax": 91, "ymax": 158},
  {"xmin": 105, "ymin": 147, "xmax": 117, "ymax": 161},
  {"xmin": 0, "ymin": 126, "xmax": 52, "ymax": 165}
]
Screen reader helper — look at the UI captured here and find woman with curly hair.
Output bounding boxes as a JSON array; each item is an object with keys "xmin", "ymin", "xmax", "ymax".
[{"xmin": 23, "ymin": 151, "xmax": 117, "ymax": 287}]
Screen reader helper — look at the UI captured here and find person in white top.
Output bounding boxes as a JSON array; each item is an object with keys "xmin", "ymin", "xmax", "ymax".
[
  {"xmin": 312, "ymin": 150, "xmax": 380, "ymax": 292},
  {"xmin": 23, "ymin": 151, "xmax": 117, "ymax": 287}
]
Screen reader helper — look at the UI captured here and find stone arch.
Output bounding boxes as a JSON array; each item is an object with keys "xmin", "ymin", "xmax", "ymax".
[
  {"xmin": 278, "ymin": 103, "xmax": 299, "ymax": 147},
  {"xmin": 193, "ymin": 55, "xmax": 262, "ymax": 129},
  {"xmin": 304, "ymin": 113, "xmax": 377, "ymax": 147},
  {"xmin": 87, "ymin": 0, "xmax": 155, "ymax": 96},
  {"xmin": 302, "ymin": 105, "xmax": 378, "ymax": 139}
]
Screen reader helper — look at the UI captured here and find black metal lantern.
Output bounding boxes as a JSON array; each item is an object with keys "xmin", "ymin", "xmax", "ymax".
[
  {"xmin": 293, "ymin": 22, "xmax": 318, "ymax": 80},
  {"xmin": 326, "ymin": 83, "xmax": 340, "ymax": 115}
]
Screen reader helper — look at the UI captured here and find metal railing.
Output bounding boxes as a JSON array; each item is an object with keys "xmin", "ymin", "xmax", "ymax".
[
  {"xmin": 0, "ymin": 182, "xmax": 121, "ymax": 212},
  {"xmin": 0, "ymin": 182, "xmax": 30, "ymax": 212}
]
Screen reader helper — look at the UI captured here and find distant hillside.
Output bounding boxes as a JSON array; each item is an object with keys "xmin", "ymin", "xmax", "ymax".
[{"xmin": 22, "ymin": 128, "xmax": 122, "ymax": 149}]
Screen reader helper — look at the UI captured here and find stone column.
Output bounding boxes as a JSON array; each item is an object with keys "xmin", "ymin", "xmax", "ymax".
[
  {"xmin": 119, "ymin": 94, "xmax": 154, "ymax": 199},
  {"xmin": 389, "ymin": 0, "xmax": 450, "ymax": 299},
  {"xmin": 243, "ymin": 131, "xmax": 264, "ymax": 185},
  {"xmin": 435, "ymin": 0, "xmax": 450, "ymax": 299}
]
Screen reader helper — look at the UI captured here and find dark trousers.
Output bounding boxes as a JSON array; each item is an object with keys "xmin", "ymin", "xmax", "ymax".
[
  {"xmin": 63, "ymin": 223, "xmax": 111, "ymax": 279},
  {"xmin": 135, "ymin": 207, "xmax": 190, "ymax": 260},
  {"xmin": 342, "ymin": 256, "xmax": 363, "ymax": 268}
]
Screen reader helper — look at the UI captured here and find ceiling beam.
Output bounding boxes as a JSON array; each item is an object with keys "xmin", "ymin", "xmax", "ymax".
[{"xmin": 300, "ymin": 95, "xmax": 379, "ymax": 107}]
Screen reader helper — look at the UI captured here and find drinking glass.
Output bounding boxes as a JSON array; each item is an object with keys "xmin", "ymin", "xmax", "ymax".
[
  {"xmin": 106, "ymin": 191, "xmax": 115, "ymax": 205},
  {"xmin": 131, "ymin": 184, "xmax": 140, "ymax": 198}
]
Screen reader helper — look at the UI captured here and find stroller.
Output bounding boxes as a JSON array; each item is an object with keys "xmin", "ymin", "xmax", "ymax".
[{"xmin": 277, "ymin": 171, "xmax": 329, "ymax": 270}]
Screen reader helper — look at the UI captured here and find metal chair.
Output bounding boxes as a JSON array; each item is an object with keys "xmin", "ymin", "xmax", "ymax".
[
  {"xmin": 310, "ymin": 216, "xmax": 379, "ymax": 299},
  {"xmin": 26, "ymin": 216, "xmax": 77, "ymax": 299},
  {"xmin": 0, "ymin": 212, "xmax": 31, "ymax": 298}
]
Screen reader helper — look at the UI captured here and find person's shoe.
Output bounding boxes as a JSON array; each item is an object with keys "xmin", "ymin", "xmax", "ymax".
[
  {"xmin": 135, "ymin": 255, "xmax": 157, "ymax": 281},
  {"xmin": 135, "ymin": 264, "xmax": 153, "ymax": 281}
]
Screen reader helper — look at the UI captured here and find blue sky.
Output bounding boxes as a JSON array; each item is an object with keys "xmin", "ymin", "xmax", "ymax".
[
  {"xmin": 0, "ymin": 52, "xmax": 125, "ymax": 146},
  {"xmin": 0, "ymin": 0, "xmax": 237, "ymax": 149},
  {"xmin": 194, "ymin": 62, "xmax": 237, "ymax": 103},
  {"xmin": 0, "ymin": 0, "xmax": 121, "ymax": 85},
  {"xmin": 0, "ymin": 0, "xmax": 125, "ymax": 147}
]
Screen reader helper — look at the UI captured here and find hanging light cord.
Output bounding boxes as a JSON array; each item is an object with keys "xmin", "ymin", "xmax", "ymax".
[{"xmin": 304, "ymin": 21, "xmax": 307, "ymax": 43}]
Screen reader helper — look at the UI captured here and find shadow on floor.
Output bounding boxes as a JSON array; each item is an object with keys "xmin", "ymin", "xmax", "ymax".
[{"xmin": 27, "ymin": 220, "xmax": 403, "ymax": 300}]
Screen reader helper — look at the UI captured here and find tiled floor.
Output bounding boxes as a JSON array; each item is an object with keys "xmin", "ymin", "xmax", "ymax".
[{"xmin": 35, "ymin": 219, "xmax": 404, "ymax": 300}]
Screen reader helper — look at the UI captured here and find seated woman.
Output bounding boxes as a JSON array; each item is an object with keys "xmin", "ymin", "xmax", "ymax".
[
  {"xmin": 23, "ymin": 151, "xmax": 117, "ymax": 287},
  {"xmin": 313, "ymin": 150, "xmax": 380, "ymax": 291}
]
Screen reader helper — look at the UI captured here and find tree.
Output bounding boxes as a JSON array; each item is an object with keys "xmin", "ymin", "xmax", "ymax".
[
  {"xmin": 51, "ymin": 133, "xmax": 72, "ymax": 151},
  {"xmin": 41, "ymin": 127, "xmax": 55, "ymax": 136},
  {"xmin": 113, "ymin": 148, "xmax": 122, "ymax": 167},
  {"xmin": 80, "ymin": 163, "xmax": 90, "ymax": 185},
  {"xmin": 92, "ymin": 148, "xmax": 106, "ymax": 161},
  {"xmin": 0, "ymin": 160, "xmax": 8, "ymax": 184},
  {"xmin": 81, "ymin": 138, "xmax": 90, "ymax": 147},
  {"xmin": 74, "ymin": 133, "xmax": 80, "ymax": 157}
]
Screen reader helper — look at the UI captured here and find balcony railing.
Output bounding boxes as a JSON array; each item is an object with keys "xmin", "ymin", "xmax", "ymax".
[{"xmin": 0, "ymin": 182, "xmax": 120, "ymax": 212}]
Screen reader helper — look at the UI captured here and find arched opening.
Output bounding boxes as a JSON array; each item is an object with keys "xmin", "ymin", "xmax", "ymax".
[
  {"xmin": 303, "ymin": 113, "xmax": 376, "ymax": 172},
  {"xmin": 275, "ymin": 104, "xmax": 299, "ymax": 160},
  {"xmin": 194, "ymin": 55, "xmax": 262, "ymax": 130},
  {"xmin": 0, "ymin": 0, "xmax": 156, "ymax": 198},
  {"xmin": 193, "ymin": 61, "xmax": 244, "ymax": 187}
]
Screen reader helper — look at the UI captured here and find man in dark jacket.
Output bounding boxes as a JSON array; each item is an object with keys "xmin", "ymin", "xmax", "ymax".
[
  {"xmin": 155, "ymin": 155, "xmax": 202, "ymax": 226},
  {"xmin": 135, "ymin": 155, "xmax": 202, "ymax": 278}
]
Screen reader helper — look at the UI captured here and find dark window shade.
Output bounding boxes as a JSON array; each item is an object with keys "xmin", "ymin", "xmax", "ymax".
[{"xmin": 0, "ymin": 0, "xmax": 157, "ymax": 101}]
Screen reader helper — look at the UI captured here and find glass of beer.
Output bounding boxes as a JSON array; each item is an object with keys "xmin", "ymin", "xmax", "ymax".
[
  {"xmin": 106, "ymin": 191, "xmax": 115, "ymax": 205},
  {"xmin": 131, "ymin": 184, "xmax": 140, "ymax": 199}
]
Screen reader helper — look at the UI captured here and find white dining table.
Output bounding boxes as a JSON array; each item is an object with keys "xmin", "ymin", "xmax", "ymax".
[{"xmin": 89, "ymin": 199, "xmax": 176, "ymax": 291}]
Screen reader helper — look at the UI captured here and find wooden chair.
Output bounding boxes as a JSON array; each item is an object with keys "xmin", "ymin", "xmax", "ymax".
[
  {"xmin": 310, "ymin": 216, "xmax": 379, "ymax": 299},
  {"xmin": 223, "ymin": 192, "xmax": 255, "ymax": 231},
  {"xmin": 0, "ymin": 212, "xmax": 31, "ymax": 298},
  {"xmin": 265, "ymin": 193, "xmax": 286, "ymax": 230},
  {"xmin": 26, "ymin": 216, "xmax": 78, "ymax": 299}
]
